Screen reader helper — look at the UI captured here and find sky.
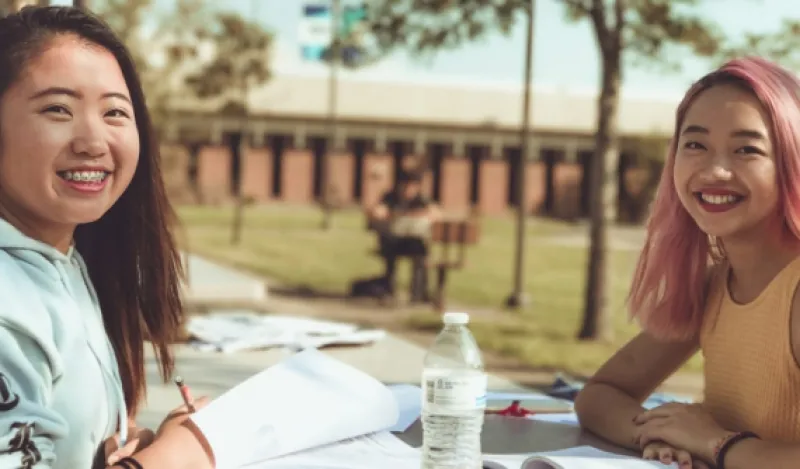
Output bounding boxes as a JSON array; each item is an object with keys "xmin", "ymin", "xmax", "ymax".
[{"xmin": 52, "ymin": 0, "xmax": 800, "ymax": 98}]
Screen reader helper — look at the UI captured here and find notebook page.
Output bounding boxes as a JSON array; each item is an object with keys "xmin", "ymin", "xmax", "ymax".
[
  {"xmin": 519, "ymin": 446, "xmax": 679, "ymax": 469},
  {"xmin": 191, "ymin": 349, "xmax": 399, "ymax": 469},
  {"xmin": 242, "ymin": 431, "xmax": 419, "ymax": 469}
]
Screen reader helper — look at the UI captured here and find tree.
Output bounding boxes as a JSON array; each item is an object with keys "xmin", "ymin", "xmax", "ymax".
[
  {"xmin": 365, "ymin": 0, "xmax": 723, "ymax": 341},
  {"xmin": 720, "ymin": 19, "xmax": 800, "ymax": 68},
  {"xmin": 182, "ymin": 12, "xmax": 273, "ymax": 245}
]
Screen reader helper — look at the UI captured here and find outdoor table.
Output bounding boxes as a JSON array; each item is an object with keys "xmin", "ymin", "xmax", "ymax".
[{"xmin": 396, "ymin": 412, "xmax": 635, "ymax": 457}]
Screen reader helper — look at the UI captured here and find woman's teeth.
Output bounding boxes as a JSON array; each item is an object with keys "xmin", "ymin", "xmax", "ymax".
[
  {"xmin": 699, "ymin": 193, "xmax": 741, "ymax": 204},
  {"xmin": 60, "ymin": 170, "xmax": 108, "ymax": 183}
]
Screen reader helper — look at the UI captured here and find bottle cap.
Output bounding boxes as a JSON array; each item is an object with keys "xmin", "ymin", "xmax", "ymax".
[{"xmin": 443, "ymin": 312, "xmax": 469, "ymax": 325}]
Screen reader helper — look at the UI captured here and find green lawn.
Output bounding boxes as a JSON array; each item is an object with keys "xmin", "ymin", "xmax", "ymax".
[{"xmin": 176, "ymin": 204, "xmax": 704, "ymax": 375}]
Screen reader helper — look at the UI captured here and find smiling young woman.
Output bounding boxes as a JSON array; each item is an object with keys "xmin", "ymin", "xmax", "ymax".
[
  {"xmin": 0, "ymin": 6, "xmax": 214, "ymax": 469},
  {"xmin": 574, "ymin": 57, "xmax": 800, "ymax": 469}
]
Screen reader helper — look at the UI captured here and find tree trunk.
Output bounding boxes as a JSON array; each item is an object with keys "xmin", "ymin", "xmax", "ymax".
[
  {"xmin": 230, "ymin": 137, "xmax": 245, "ymax": 245},
  {"xmin": 578, "ymin": 49, "xmax": 621, "ymax": 342},
  {"xmin": 73, "ymin": 0, "xmax": 88, "ymax": 9}
]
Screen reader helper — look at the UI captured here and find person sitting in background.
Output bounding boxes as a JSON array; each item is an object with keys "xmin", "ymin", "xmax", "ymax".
[{"xmin": 367, "ymin": 170, "xmax": 440, "ymax": 302}]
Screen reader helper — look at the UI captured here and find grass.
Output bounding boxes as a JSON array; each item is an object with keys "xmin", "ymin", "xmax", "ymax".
[{"xmin": 176, "ymin": 204, "xmax": 704, "ymax": 375}]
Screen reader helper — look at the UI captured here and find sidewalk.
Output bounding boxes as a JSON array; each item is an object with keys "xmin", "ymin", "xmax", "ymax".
[{"xmin": 181, "ymin": 253, "xmax": 268, "ymax": 302}]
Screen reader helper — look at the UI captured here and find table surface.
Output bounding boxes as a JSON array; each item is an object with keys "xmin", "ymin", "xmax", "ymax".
[{"xmin": 396, "ymin": 415, "xmax": 637, "ymax": 458}]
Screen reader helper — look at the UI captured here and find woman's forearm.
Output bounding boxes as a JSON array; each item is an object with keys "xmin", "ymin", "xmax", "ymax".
[
  {"xmin": 111, "ymin": 424, "xmax": 214, "ymax": 469},
  {"xmin": 718, "ymin": 438, "xmax": 800, "ymax": 469},
  {"xmin": 574, "ymin": 382, "xmax": 646, "ymax": 450}
]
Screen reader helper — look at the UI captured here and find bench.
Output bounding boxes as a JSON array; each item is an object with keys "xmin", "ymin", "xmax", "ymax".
[
  {"xmin": 364, "ymin": 215, "xmax": 480, "ymax": 310},
  {"xmin": 426, "ymin": 217, "xmax": 480, "ymax": 312}
]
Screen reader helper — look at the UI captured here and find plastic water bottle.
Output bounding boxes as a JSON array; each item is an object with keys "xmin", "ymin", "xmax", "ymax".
[{"xmin": 421, "ymin": 312, "xmax": 487, "ymax": 469}]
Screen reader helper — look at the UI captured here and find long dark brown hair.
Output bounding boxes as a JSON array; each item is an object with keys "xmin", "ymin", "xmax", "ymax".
[{"xmin": 0, "ymin": 6, "xmax": 184, "ymax": 416}]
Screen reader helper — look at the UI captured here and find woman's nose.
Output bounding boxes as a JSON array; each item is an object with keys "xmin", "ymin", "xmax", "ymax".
[{"xmin": 70, "ymin": 119, "xmax": 109, "ymax": 158}]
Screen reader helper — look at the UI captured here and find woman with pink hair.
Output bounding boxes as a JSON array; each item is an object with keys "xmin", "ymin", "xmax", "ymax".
[{"xmin": 574, "ymin": 56, "xmax": 800, "ymax": 469}]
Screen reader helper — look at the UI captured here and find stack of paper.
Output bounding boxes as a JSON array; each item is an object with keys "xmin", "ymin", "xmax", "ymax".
[{"xmin": 186, "ymin": 311, "xmax": 386, "ymax": 353}]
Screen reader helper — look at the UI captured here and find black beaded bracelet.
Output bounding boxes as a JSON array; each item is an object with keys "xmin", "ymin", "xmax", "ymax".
[
  {"xmin": 117, "ymin": 457, "xmax": 144, "ymax": 469},
  {"xmin": 715, "ymin": 431, "xmax": 760, "ymax": 469}
]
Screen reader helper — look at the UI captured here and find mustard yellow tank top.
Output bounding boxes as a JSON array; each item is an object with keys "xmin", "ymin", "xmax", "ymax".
[{"xmin": 700, "ymin": 256, "xmax": 800, "ymax": 442}]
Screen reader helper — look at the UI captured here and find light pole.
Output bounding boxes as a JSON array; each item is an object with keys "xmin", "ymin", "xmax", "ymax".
[
  {"xmin": 505, "ymin": 0, "xmax": 536, "ymax": 309},
  {"xmin": 320, "ymin": 0, "xmax": 341, "ymax": 230}
]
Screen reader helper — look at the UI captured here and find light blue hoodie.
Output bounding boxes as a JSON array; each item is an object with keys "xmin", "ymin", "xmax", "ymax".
[{"xmin": 0, "ymin": 217, "xmax": 127, "ymax": 469}]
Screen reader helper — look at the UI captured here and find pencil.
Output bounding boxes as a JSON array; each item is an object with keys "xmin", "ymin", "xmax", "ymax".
[{"xmin": 174, "ymin": 376, "xmax": 196, "ymax": 413}]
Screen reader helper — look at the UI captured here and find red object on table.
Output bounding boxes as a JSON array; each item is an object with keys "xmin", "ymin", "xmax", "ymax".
[{"xmin": 485, "ymin": 400, "xmax": 533, "ymax": 417}]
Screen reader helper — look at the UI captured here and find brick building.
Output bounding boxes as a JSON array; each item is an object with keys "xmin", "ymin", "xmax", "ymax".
[{"xmin": 163, "ymin": 73, "xmax": 681, "ymax": 219}]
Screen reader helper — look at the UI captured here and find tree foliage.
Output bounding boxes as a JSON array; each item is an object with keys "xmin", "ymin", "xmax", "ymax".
[
  {"xmin": 183, "ymin": 12, "xmax": 273, "ymax": 110},
  {"xmin": 721, "ymin": 19, "xmax": 800, "ymax": 68},
  {"xmin": 366, "ymin": 0, "xmax": 724, "ymax": 70},
  {"xmin": 94, "ymin": 0, "xmax": 273, "ymax": 122}
]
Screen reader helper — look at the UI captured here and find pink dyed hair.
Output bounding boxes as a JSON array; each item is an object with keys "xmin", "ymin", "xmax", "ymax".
[{"xmin": 628, "ymin": 57, "xmax": 800, "ymax": 340}]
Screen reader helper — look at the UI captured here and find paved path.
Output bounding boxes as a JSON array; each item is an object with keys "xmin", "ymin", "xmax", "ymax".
[{"xmin": 181, "ymin": 253, "xmax": 267, "ymax": 302}]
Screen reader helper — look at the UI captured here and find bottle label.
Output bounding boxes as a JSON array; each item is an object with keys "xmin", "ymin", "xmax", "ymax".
[{"xmin": 422, "ymin": 371, "xmax": 487, "ymax": 412}]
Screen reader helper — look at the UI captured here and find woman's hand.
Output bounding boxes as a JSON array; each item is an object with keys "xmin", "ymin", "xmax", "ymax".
[
  {"xmin": 104, "ymin": 426, "xmax": 156, "ymax": 466},
  {"xmin": 642, "ymin": 441, "xmax": 710, "ymax": 468},
  {"xmin": 634, "ymin": 403, "xmax": 731, "ymax": 463},
  {"xmin": 156, "ymin": 396, "xmax": 210, "ymax": 437}
]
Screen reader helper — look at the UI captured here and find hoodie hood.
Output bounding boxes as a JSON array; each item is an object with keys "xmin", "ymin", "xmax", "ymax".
[{"xmin": 0, "ymin": 216, "xmax": 75, "ymax": 263}]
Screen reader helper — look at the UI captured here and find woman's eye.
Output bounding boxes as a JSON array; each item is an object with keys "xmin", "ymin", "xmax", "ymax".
[
  {"xmin": 736, "ymin": 145, "xmax": 764, "ymax": 155},
  {"xmin": 42, "ymin": 105, "xmax": 71, "ymax": 115},
  {"xmin": 683, "ymin": 141, "xmax": 705, "ymax": 150},
  {"xmin": 106, "ymin": 109, "xmax": 130, "ymax": 119}
]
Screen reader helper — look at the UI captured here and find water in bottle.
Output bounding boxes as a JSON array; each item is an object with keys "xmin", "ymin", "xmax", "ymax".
[{"xmin": 421, "ymin": 312, "xmax": 487, "ymax": 469}]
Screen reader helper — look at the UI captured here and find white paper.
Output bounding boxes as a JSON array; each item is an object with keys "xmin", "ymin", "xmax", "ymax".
[
  {"xmin": 187, "ymin": 312, "xmax": 385, "ymax": 353},
  {"xmin": 190, "ymin": 349, "xmax": 399, "ymax": 469},
  {"xmin": 387, "ymin": 384, "xmax": 422, "ymax": 432},
  {"xmin": 244, "ymin": 432, "xmax": 419, "ymax": 469},
  {"xmin": 485, "ymin": 446, "xmax": 679, "ymax": 469}
]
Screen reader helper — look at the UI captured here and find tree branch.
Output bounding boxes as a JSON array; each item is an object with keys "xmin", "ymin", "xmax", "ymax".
[
  {"xmin": 589, "ymin": 0, "xmax": 610, "ymax": 55},
  {"xmin": 560, "ymin": 0, "xmax": 592, "ymax": 16}
]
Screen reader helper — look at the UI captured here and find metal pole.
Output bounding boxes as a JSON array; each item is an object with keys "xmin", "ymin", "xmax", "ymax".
[
  {"xmin": 505, "ymin": 0, "xmax": 535, "ymax": 309},
  {"xmin": 321, "ymin": 0, "xmax": 341, "ymax": 230}
]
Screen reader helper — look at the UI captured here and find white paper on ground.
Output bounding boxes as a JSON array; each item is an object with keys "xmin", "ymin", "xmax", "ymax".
[
  {"xmin": 190, "ymin": 349, "xmax": 399, "ymax": 469},
  {"xmin": 242, "ymin": 431, "xmax": 419, "ymax": 469},
  {"xmin": 387, "ymin": 384, "xmax": 422, "ymax": 432},
  {"xmin": 485, "ymin": 446, "xmax": 679, "ymax": 469},
  {"xmin": 187, "ymin": 312, "xmax": 385, "ymax": 353}
]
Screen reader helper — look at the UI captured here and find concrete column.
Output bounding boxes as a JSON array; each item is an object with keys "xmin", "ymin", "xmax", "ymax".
[
  {"xmin": 197, "ymin": 145, "xmax": 231, "ymax": 204},
  {"xmin": 241, "ymin": 146, "xmax": 272, "ymax": 202},
  {"xmin": 281, "ymin": 148, "xmax": 315, "ymax": 204},
  {"xmin": 328, "ymin": 151, "xmax": 355, "ymax": 206},
  {"xmin": 439, "ymin": 156, "xmax": 471, "ymax": 214},
  {"xmin": 478, "ymin": 158, "xmax": 509, "ymax": 215}
]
